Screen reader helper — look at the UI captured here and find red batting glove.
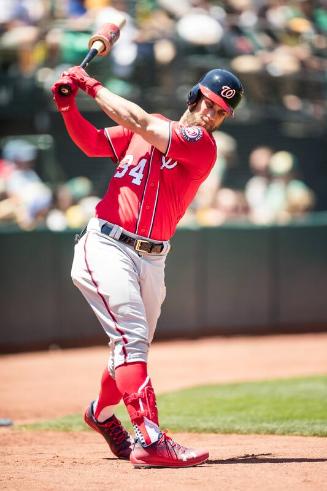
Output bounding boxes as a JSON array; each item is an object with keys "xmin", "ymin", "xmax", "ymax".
[
  {"xmin": 66, "ymin": 66, "xmax": 103, "ymax": 98},
  {"xmin": 51, "ymin": 75, "xmax": 78, "ymax": 112}
]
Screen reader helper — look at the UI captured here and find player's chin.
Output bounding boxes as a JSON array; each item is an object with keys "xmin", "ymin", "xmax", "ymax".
[
  {"xmin": 202, "ymin": 122, "xmax": 216, "ymax": 133},
  {"xmin": 197, "ymin": 120, "xmax": 213, "ymax": 131}
]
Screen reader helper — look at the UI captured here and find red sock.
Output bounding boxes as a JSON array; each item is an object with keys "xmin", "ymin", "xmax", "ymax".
[
  {"xmin": 94, "ymin": 367, "xmax": 122, "ymax": 420},
  {"xmin": 115, "ymin": 362, "xmax": 148, "ymax": 394}
]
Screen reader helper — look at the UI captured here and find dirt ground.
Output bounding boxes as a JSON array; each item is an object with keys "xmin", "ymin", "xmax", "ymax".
[{"xmin": 1, "ymin": 333, "xmax": 327, "ymax": 490}]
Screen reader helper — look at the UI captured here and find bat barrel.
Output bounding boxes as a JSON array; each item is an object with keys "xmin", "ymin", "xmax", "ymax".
[{"xmin": 57, "ymin": 19, "xmax": 126, "ymax": 96}]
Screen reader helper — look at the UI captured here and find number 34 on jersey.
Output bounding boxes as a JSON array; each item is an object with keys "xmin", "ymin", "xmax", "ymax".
[{"xmin": 114, "ymin": 154, "xmax": 178, "ymax": 186}]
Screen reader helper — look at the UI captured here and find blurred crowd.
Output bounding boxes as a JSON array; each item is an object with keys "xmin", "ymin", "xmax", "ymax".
[
  {"xmin": 0, "ymin": 1, "xmax": 324, "ymax": 230},
  {"xmin": 0, "ymin": 134, "xmax": 316, "ymax": 231},
  {"xmin": 0, "ymin": 138, "xmax": 99, "ymax": 230},
  {"xmin": 0, "ymin": 0, "xmax": 326, "ymax": 119},
  {"xmin": 182, "ymin": 130, "xmax": 316, "ymax": 227},
  {"xmin": 0, "ymin": 137, "xmax": 102, "ymax": 230}
]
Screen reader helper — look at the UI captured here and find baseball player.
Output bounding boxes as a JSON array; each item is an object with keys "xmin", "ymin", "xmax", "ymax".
[{"xmin": 51, "ymin": 67, "xmax": 243, "ymax": 468}]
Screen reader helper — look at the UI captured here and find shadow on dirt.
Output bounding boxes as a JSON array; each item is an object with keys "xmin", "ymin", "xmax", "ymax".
[{"xmin": 206, "ymin": 453, "xmax": 327, "ymax": 465}]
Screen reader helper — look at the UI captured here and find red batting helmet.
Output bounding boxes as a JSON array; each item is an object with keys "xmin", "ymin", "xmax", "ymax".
[{"xmin": 187, "ymin": 69, "xmax": 244, "ymax": 116}]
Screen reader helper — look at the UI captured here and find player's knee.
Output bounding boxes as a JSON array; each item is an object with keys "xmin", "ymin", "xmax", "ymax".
[{"xmin": 113, "ymin": 338, "xmax": 149, "ymax": 368}]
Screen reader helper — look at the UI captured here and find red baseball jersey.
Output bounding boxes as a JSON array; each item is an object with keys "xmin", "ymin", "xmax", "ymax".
[{"xmin": 96, "ymin": 115, "xmax": 217, "ymax": 241}]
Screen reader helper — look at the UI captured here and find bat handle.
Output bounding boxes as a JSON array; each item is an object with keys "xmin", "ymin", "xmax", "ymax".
[
  {"xmin": 79, "ymin": 47, "xmax": 100, "ymax": 69},
  {"xmin": 57, "ymin": 47, "xmax": 101, "ymax": 96}
]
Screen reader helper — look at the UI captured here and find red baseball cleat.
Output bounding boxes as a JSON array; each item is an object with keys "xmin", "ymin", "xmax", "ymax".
[
  {"xmin": 84, "ymin": 402, "xmax": 133, "ymax": 459},
  {"xmin": 130, "ymin": 432, "xmax": 209, "ymax": 468}
]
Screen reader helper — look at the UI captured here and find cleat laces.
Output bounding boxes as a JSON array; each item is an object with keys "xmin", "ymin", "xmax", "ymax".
[
  {"xmin": 101, "ymin": 417, "xmax": 129, "ymax": 446},
  {"xmin": 159, "ymin": 432, "xmax": 187, "ymax": 457}
]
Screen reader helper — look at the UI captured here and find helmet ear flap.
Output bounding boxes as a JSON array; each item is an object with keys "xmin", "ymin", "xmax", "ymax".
[{"xmin": 187, "ymin": 84, "xmax": 201, "ymax": 106}]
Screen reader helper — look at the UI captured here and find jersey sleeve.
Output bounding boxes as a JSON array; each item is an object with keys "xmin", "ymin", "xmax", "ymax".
[
  {"xmin": 165, "ymin": 122, "xmax": 217, "ymax": 179},
  {"xmin": 104, "ymin": 125, "xmax": 134, "ymax": 163}
]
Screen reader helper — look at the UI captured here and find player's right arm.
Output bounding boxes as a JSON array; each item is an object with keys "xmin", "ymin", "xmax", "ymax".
[
  {"xmin": 66, "ymin": 66, "xmax": 170, "ymax": 154},
  {"xmin": 95, "ymin": 87, "xmax": 170, "ymax": 154}
]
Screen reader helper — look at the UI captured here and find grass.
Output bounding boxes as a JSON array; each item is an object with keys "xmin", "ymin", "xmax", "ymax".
[{"xmin": 20, "ymin": 375, "xmax": 327, "ymax": 437}]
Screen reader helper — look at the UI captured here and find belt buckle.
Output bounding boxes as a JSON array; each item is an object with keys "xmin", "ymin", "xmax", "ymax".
[{"xmin": 135, "ymin": 239, "xmax": 151, "ymax": 253}]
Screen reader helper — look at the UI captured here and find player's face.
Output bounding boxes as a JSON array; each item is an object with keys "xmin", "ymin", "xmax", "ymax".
[{"xmin": 190, "ymin": 96, "xmax": 228, "ymax": 132}]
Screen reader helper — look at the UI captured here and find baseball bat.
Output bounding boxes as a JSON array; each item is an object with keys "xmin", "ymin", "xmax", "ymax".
[{"xmin": 58, "ymin": 13, "xmax": 126, "ymax": 96}]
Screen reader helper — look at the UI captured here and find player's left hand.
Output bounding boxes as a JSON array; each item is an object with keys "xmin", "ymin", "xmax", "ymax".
[
  {"xmin": 51, "ymin": 75, "xmax": 78, "ymax": 112},
  {"xmin": 66, "ymin": 66, "xmax": 103, "ymax": 99}
]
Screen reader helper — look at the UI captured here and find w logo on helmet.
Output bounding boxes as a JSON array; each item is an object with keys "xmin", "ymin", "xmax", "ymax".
[{"xmin": 221, "ymin": 86, "xmax": 236, "ymax": 99}]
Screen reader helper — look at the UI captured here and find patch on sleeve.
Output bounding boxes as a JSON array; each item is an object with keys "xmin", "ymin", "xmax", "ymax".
[{"xmin": 180, "ymin": 126, "xmax": 203, "ymax": 142}]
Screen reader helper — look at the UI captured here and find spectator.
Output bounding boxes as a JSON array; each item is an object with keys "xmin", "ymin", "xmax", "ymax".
[
  {"xmin": 245, "ymin": 148, "xmax": 315, "ymax": 224},
  {"xmin": 192, "ymin": 131, "xmax": 238, "ymax": 211},
  {"xmin": 46, "ymin": 176, "xmax": 100, "ymax": 231},
  {"xmin": 196, "ymin": 187, "xmax": 248, "ymax": 226},
  {"xmin": 183, "ymin": 131, "xmax": 248, "ymax": 227},
  {"xmin": 245, "ymin": 145, "xmax": 274, "ymax": 221},
  {"xmin": 0, "ymin": 139, "xmax": 52, "ymax": 229}
]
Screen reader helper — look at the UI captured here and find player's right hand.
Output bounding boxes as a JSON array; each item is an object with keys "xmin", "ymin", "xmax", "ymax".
[
  {"xmin": 51, "ymin": 75, "xmax": 78, "ymax": 112},
  {"xmin": 66, "ymin": 66, "xmax": 103, "ymax": 99}
]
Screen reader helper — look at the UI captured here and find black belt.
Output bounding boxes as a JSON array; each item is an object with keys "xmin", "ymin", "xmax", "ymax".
[
  {"xmin": 101, "ymin": 224, "xmax": 165, "ymax": 254},
  {"xmin": 75, "ymin": 224, "xmax": 165, "ymax": 254}
]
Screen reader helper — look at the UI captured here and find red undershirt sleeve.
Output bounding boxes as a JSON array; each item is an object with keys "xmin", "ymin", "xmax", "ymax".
[{"xmin": 61, "ymin": 103, "xmax": 113, "ymax": 158}]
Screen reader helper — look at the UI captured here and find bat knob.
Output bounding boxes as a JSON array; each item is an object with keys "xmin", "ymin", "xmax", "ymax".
[{"xmin": 58, "ymin": 84, "xmax": 72, "ymax": 96}]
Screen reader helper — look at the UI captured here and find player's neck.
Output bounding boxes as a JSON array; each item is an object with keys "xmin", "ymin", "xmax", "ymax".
[{"xmin": 179, "ymin": 108, "xmax": 194, "ymax": 127}]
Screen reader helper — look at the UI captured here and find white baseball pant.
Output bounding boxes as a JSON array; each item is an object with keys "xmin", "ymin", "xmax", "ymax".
[{"xmin": 71, "ymin": 218, "xmax": 170, "ymax": 371}]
